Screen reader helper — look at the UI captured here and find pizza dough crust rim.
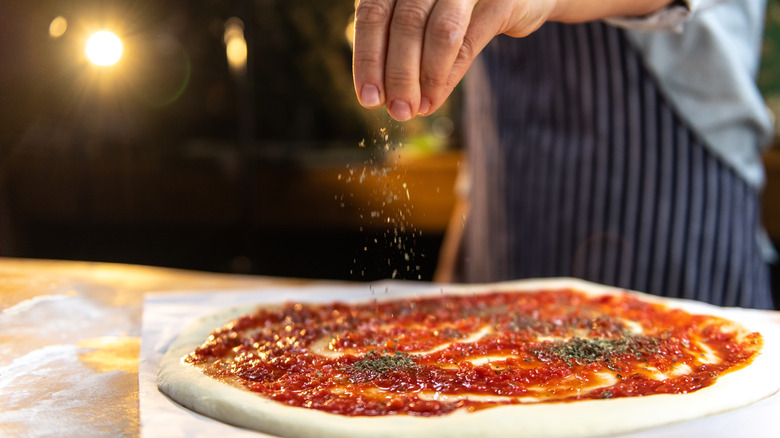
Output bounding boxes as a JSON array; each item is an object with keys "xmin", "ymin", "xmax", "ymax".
[{"xmin": 157, "ymin": 278, "xmax": 780, "ymax": 438}]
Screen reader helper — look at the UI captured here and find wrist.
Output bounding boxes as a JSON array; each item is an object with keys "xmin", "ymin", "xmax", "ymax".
[
  {"xmin": 546, "ymin": 0, "xmax": 568, "ymax": 22},
  {"xmin": 545, "ymin": 0, "xmax": 675, "ymax": 23}
]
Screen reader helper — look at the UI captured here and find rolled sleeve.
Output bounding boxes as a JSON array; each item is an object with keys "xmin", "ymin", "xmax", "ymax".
[{"xmin": 604, "ymin": 0, "xmax": 727, "ymax": 33}]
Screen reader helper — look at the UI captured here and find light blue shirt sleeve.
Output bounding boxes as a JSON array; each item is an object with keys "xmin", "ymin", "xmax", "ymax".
[
  {"xmin": 605, "ymin": 0, "xmax": 728, "ymax": 32},
  {"xmin": 608, "ymin": 0, "xmax": 774, "ymax": 189}
]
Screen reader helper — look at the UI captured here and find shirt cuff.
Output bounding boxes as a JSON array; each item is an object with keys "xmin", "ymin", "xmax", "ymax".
[{"xmin": 604, "ymin": 1, "xmax": 691, "ymax": 33}]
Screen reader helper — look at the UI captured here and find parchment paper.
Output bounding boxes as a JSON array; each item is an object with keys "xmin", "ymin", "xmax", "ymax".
[{"xmin": 139, "ymin": 281, "xmax": 780, "ymax": 438}]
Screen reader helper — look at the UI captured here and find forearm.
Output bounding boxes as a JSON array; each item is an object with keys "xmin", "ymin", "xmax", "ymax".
[{"xmin": 547, "ymin": 0, "xmax": 677, "ymax": 23}]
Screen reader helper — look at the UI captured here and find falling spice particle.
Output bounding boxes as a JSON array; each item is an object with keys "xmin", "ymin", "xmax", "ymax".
[{"xmin": 338, "ymin": 128, "xmax": 428, "ymax": 281}]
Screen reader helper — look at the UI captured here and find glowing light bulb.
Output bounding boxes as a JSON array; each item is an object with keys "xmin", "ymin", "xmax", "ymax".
[{"xmin": 85, "ymin": 31, "xmax": 123, "ymax": 66}]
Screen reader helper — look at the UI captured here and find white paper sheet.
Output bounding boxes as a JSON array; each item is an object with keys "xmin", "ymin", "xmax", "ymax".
[{"xmin": 138, "ymin": 281, "xmax": 780, "ymax": 438}]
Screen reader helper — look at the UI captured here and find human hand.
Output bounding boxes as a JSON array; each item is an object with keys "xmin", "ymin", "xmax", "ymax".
[{"xmin": 351, "ymin": 0, "xmax": 559, "ymax": 121}]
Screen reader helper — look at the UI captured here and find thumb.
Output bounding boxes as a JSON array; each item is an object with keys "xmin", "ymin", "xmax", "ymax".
[{"xmin": 437, "ymin": 1, "xmax": 514, "ymax": 112}]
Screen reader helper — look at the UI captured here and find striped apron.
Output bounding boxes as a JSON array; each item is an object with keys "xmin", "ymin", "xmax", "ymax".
[{"xmin": 458, "ymin": 22, "xmax": 774, "ymax": 310}]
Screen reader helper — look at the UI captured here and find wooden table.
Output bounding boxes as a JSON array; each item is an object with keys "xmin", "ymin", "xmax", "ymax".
[{"xmin": 0, "ymin": 258, "xmax": 314, "ymax": 437}]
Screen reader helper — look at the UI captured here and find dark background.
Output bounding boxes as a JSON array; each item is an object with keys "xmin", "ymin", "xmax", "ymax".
[
  {"xmin": 1, "ymin": 0, "xmax": 780, "ymax": 306},
  {"xmin": 0, "ymin": 0, "xmax": 460, "ymax": 282}
]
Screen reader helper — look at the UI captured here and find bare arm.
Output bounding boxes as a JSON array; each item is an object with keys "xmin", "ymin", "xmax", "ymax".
[
  {"xmin": 549, "ymin": 0, "xmax": 677, "ymax": 23},
  {"xmin": 352, "ymin": 0, "xmax": 673, "ymax": 121}
]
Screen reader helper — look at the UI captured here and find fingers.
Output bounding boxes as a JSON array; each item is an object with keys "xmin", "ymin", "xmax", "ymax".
[
  {"xmin": 353, "ymin": 0, "xmax": 396, "ymax": 109},
  {"xmin": 421, "ymin": 0, "xmax": 522, "ymax": 116},
  {"xmin": 383, "ymin": 0, "xmax": 438, "ymax": 121},
  {"xmin": 419, "ymin": 0, "xmax": 475, "ymax": 116},
  {"xmin": 352, "ymin": 0, "xmax": 500, "ymax": 121},
  {"xmin": 441, "ymin": 0, "xmax": 508, "ymax": 98}
]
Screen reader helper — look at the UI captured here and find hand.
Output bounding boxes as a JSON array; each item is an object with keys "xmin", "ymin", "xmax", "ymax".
[
  {"xmin": 351, "ymin": 0, "xmax": 558, "ymax": 121},
  {"xmin": 351, "ymin": 0, "xmax": 674, "ymax": 121}
]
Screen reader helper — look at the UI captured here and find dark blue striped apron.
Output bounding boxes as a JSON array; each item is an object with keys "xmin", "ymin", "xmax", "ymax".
[{"xmin": 458, "ymin": 22, "xmax": 774, "ymax": 309}]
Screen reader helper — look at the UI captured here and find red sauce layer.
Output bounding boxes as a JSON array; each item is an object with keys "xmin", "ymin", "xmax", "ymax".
[{"xmin": 186, "ymin": 289, "xmax": 761, "ymax": 416}]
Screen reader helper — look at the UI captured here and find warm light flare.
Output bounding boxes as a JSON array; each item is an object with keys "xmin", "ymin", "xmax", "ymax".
[
  {"xmin": 49, "ymin": 16, "xmax": 68, "ymax": 38},
  {"xmin": 85, "ymin": 31, "xmax": 123, "ymax": 66},
  {"xmin": 226, "ymin": 39, "xmax": 247, "ymax": 69},
  {"xmin": 223, "ymin": 17, "xmax": 247, "ymax": 73}
]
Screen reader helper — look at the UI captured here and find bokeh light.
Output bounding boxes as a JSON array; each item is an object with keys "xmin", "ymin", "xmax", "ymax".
[
  {"xmin": 49, "ymin": 16, "xmax": 68, "ymax": 38},
  {"xmin": 223, "ymin": 17, "xmax": 247, "ymax": 73},
  {"xmin": 85, "ymin": 31, "xmax": 123, "ymax": 66}
]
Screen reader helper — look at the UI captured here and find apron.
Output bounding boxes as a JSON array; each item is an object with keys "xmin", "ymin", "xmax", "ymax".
[{"xmin": 458, "ymin": 22, "xmax": 774, "ymax": 309}]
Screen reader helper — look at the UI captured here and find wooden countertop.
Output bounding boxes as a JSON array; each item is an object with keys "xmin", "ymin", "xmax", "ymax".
[{"xmin": 0, "ymin": 258, "xmax": 317, "ymax": 436}]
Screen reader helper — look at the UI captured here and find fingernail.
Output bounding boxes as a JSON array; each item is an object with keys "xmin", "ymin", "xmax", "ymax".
[
  {"xmin": 389, "ymin": 100, "xmax": 412, "ymax": 121},
  {"xmin": 418, "ymin": 97, "xmax": 431, "ymax": 115},
  {"xmin": 360, "ymin": 84, "xmax": 380, "ymax": 107}
]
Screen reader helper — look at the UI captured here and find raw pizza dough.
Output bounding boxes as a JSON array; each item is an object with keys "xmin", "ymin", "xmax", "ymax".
[{"xmin": 157, "ymin": 278, "xmax": 780, "ymax": 437}]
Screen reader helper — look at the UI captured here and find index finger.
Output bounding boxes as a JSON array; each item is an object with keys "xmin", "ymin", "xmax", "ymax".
[{"xmin": 353, "ymin": 0, "xmax": 395, "ymax": 109}]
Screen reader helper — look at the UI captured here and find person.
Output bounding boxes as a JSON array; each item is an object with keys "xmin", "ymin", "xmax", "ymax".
[{"xmin": 351, "ymin": 0, "xmax": 776, "ymax": 309}]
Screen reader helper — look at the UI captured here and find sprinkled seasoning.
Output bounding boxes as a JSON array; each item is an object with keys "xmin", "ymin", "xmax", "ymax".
[
  {"xmin": 339, "ymin": 128, "xmax": 425, "ymax": 281},
  {"xmin": 534, "ymin": 336, "xmax": 661, "ymax": 366},
  {"xmin": 347, "ymin": 350, "xmax": 419, "ymax": 381}
]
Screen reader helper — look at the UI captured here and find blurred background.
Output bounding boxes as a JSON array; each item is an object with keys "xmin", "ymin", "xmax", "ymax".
[
  {"xmin": 0, "ymin": 0, "xmax": 779, "ymax": 291},
  {"xmin": 0, "ymin": 0, "xmax": 461, "ymax": 282}
]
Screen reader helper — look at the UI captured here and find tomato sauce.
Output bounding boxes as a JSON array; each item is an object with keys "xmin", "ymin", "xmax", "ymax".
[{"xmin": 186, "ymin": 289, "xmax": 761, "ymax": 416}]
